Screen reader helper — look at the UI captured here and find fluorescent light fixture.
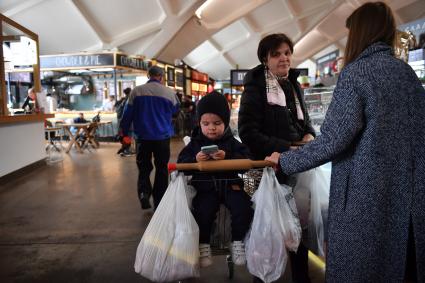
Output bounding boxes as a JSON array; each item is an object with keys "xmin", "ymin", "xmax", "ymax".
[
  {"xmin": 92, "ymin": 68, "xmax": 114, "ymax": 72},
  {"xmin": 195, "ymin": 0, "xmax": 214, "ymax": 19},
  {"xmin": 68, "ymin": 69, "xmax": 90, "ymax": 73}
]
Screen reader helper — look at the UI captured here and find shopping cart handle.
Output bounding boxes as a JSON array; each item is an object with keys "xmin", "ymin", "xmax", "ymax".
[
  {"xmin": 291, "ymin": 140, "xmax": 308, "ymax": 146},
  {"xmin": 168, "ymin": 159, "xmax": 274, "ymax": 172}
]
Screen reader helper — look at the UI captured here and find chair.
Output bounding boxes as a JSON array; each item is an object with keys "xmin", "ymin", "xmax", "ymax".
[
  {"xmin": 80, "ymin": 122, "xmax": 99, "ymax": 152},
  {"xmin": 44, "ymin": 127, "xmax": 64, "ymax": 164}
]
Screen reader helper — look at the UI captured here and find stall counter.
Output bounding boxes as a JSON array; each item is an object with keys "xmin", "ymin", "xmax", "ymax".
[
  {"xmin": 0, "ymin": 114, "xmax": 54, "ymax": 177},
  {"xmin": 50, "ymin": 111, "xmax": 118, "ymax": 137}
]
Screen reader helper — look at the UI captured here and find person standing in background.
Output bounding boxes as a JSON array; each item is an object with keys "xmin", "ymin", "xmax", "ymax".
[
  {"xmin": 181, "ymin": 94, "xmax": 196, "ymax": 136},
  {"xmin": 102, "ymin": 95, "xmax": 115, "ymax": 111},
  {"xmin": 115, "ymin": 87, "xmax": 131, "ymax": 122},
  {"xmin": 120, "ymin": 66, "xmax": 180, "ymax": 209},
  {"xmin": 265, "ymin": 2, "xmax": 425, "ymax": 282},
  {"xmin": 22, "ymin": 87, "xmax": 38, "ymax": 113},
  {"xmin": 238, "ymin": 33, "xmax": 315, "ymax": 283},
  {"xmin": 116, "ymin": 87, "xmax": 134, "ymax": 156}
]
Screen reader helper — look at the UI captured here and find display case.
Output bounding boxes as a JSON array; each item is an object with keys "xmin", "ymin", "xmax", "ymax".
[
  {"xmin": 304, "ymin": 82, "xmax": 425, "ymax": 135},
  {"xmin": 303, "ymin": 86, "xmax": 335, "ymax": 134}
]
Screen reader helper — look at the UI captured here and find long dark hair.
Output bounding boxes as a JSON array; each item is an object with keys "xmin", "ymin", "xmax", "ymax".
[{"xmin": 344, "ymin": 2, "xmax": 395, "ymax": 66}]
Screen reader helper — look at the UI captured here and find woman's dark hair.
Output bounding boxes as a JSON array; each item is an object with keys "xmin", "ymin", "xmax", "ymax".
[
  {"xmin": 344, "ymin": 1, "xmax": 395, "ymax": 66},
  {"xmin": 123, "ymin": 87, "xmax": 131, "ymax": 95},
  {"xmin": 257, "ymin": 33, "xmax": 294, "ymax": 64}
]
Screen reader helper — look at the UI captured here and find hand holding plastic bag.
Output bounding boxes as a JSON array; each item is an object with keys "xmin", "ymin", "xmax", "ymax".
[
  {"xmin": 134, "ymin": 173, "xmax": 200, "ymax": 282},
  {"xmin": 246, "ymin": 167, "xmax": 301, "ymax": 283}
]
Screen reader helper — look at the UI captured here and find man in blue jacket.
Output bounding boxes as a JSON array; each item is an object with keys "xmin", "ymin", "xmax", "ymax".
[{"xmin": 120, "ymin": 66, "xmax": 180, "ymax": 209}]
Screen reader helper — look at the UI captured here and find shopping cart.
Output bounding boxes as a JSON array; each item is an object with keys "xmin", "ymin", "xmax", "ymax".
[{"xmin": 168, "ymin": 159, "xmax": 273, "ymax": 279}]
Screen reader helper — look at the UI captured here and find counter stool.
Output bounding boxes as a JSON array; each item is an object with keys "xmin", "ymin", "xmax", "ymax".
[{"xmin": 45, "ymin": 127, "xmax": 64, "ymax": 164}]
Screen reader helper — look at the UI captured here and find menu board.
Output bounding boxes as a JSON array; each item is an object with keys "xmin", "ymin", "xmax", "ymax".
[
  {"xmin": 176, "ymin": 71, "xmax": 184, "ymax": 88},
  {"xmin": 230, "ymin": 70, "xmax": 248, "ymax": 86},
  {"xmin": 166, "ymin": 66, "xmax": 175, "ymax": 87}
]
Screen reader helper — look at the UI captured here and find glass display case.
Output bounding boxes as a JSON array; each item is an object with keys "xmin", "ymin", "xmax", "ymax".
[
  {"xmin": 304, "ymin": 82, "xmax": 425, "ymax": 135},
  {"xmin": 303, "ymin": 86, "xmax": 335, "ymax": 134}
]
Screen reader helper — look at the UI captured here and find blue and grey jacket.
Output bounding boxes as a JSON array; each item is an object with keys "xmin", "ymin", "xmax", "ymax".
[{"xmin": 120, "ymin": 79, "xmax": 180, "ymax": 140}]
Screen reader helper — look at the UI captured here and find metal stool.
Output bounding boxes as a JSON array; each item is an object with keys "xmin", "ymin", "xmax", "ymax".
[{"xmin": 45, "ymin": 127, "xmax": 64, "ymax": 164}]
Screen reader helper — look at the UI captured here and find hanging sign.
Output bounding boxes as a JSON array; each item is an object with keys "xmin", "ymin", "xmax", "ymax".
[
  {"xmin": 230, "ymin": 69, "xmax": 248, "ymax": 86},
  {"xmin": 40, "ymin": 54, "xmax": 114, "ymax": 69},
  {"xmin": 116, "ymin": 54, "xmax": 149, "ymax": 70}
]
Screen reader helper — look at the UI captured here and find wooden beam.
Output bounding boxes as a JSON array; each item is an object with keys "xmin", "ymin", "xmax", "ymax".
[
  {"xmin": 0, "ymin": 18, "xmax": 7, "ymax": 115},
  {"xmin": 2, "ymin": 35, "xmax": 22, "ymax": 42},
  {"xmin": 0, "ymin": 13, "xmax": 41, "ymax": 115},
  {"xmin": 0, "ymin": 13, "xmax": 37, "ymax": 40}
]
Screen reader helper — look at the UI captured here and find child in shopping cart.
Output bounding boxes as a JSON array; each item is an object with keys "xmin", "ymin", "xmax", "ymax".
[{"xmin": 177, "ymin": 91, "xmax": 253, "ymax": 268}]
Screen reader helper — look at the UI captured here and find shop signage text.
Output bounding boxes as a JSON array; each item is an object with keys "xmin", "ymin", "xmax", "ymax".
[
  {"xmin": 191, "ymin": 70, "xmax": 208, "ymax": 82},
  {"xmin": 40, "ymin": 54, "xmax": 114, "ymax": 69},
  {"xmin": 116, "ymin": 54, "xmax": 149, "ymax": 70}
]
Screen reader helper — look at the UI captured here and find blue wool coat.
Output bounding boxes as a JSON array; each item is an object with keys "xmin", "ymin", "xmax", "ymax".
[{"xmin": 279, "ymin": 42, "xmax": 425, "ymax": 282}]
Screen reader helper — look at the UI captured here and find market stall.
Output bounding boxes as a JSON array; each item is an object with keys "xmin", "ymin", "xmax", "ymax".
[{"xmin": 1, "ymin": 13, "xmax": 53, "ymax": 177}]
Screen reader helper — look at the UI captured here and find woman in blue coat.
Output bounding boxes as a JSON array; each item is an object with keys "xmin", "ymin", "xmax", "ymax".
[{"xmin": 266, "ymin": 2, "xmax": 425, "ymax": 282}]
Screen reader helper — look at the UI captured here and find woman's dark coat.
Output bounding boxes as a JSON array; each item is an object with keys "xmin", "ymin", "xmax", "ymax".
[
  {"xmin": 238, "ymin": 65, "xmax": 316, "ymax": 161},
  {"xmin": 279, "ymin": 42, "xmax": 425, "ymax": 282}
]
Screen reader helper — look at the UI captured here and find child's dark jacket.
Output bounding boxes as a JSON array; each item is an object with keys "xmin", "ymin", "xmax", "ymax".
[{"xmin": 177, "ymin": 127, "xmax": 250, "ymax": 192}]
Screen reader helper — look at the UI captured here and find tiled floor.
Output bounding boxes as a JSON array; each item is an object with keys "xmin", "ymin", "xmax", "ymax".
[{"xmin": 0, "ymin": 139, "xmax": 325, "ymax": 283}]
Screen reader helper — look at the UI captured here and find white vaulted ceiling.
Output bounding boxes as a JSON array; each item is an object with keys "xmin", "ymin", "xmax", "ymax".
[{"xmin": 2, "ymin": 0, "xmax": 425, "ymax": 80}]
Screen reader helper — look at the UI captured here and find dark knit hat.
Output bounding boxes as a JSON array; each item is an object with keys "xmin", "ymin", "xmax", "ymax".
[{"xmin": 197, "ymin": 91, "xmax": 230, "ymax": 127}]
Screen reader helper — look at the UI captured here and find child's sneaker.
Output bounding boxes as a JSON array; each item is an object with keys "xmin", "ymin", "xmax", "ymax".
[
  {"xmin": 199, "ymin": 244, "xmax": 212, "ymax": 267},
  {"xmin": 231, "ymin": 241, "xmax": 246, "ymax": 265}
]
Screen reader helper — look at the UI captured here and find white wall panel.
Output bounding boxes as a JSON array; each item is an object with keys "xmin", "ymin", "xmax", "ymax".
[{"xmin": 0, "ymin": 122, "xmax": 45, "ymax": 177}]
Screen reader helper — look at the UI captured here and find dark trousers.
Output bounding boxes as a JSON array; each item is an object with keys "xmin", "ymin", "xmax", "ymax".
[
  {"xmin": 192, "ymin": 186, "xmax": 253, "ymax": 243},
  {"xmin": 289, "ymin": 242, "xmax": 311, "ymax": 283},
  {"xmin": 405, "ymin": 217, "xmax": 417, "ymax": 281},
  {"xmin": 136, "ymin": 138, "xmax": 170, "ymax": 208}
]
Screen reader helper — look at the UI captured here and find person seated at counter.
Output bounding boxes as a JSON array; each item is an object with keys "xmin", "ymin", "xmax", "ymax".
[
  {"xmin": 21, "ymin": 88, "xmax": 38, "ymax": 113},
  {"xmin": 71, "ymin": 113, "xmax": 89, "ymax": 145},
  {"xmin": 74, "ymin": 112, "xmax": 88, "ymax": 124}
]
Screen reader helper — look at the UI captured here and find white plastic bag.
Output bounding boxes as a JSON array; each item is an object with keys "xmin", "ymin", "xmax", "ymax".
[
  {"xmin": 134, "ymin": 173, "xmax": 200, "ymax": 282},
  {"xmin": 246, "ymin": 167, "xmax": 300, "ymax": 283},
  {"xmin": 275, "ymin": 184, "xmax": 301, "ymax": 252},
  {"xmin": 293, "ymin": 164, "xmax": 330, "ymax": 257},
  {"xmin": 185, "ymin": 184, "xmax": 197, "ymax": 210}
]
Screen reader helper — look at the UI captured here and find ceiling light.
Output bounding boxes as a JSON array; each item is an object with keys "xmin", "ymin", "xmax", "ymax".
[
  {"xmin": 93, "ymin": 68, "xmax": 114, "ymax": 72},
  {"xmin": 195, "ymin": 0, "xmax": 214, "ymax": 19}
]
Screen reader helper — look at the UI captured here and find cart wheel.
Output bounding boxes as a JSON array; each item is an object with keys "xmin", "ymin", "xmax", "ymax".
[{"xmin": 226, "ymin": 255, "xmax": 234, "ymax": 279}]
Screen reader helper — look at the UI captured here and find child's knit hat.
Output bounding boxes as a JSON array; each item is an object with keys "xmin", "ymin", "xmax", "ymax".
[{"xmin": 196, "ymin": 91, "xmax": 230, "ymax": 128}]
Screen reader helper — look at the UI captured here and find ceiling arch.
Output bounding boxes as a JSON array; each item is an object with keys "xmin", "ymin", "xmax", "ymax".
[{"xmin": 2, "ymin": 0, "xmax": 425, "ymax": 80}]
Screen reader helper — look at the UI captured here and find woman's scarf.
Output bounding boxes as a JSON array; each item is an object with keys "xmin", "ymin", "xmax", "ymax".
[{"xmin": 265, "ymin": 68, "xmax": 304, "ymax": 120}]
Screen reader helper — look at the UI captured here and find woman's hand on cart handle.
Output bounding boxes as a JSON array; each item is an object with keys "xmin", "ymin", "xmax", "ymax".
[
  {"xmin": 168, "ymin": 159, "xmax": 274, "ymax": 172},
  {"xmin": 302, "ymin": 133, "xmax": 315, "ymax": 142},
  {"xmin": 265, "ymin": 152, "xmax": 281, "ymax": 171}
]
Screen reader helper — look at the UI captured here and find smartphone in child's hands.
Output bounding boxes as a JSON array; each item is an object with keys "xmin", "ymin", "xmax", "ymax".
[{"xmin": 201, "ymin": 145, "xmax": 219, "ymax": 155}]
